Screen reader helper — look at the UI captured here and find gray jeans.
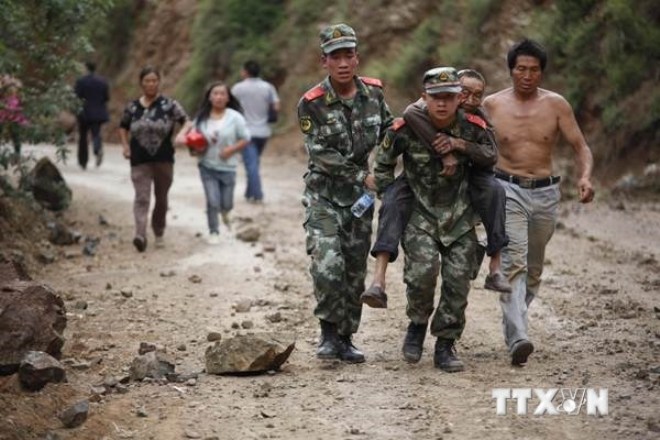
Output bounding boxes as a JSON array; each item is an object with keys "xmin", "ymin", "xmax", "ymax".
[
  {"xmin": 199, "ymin": 164, "xmax": 236, "ymax": 234},
  {"xmin": 499, "ymin": 180, "xmax": 560, "ymax": 350}
]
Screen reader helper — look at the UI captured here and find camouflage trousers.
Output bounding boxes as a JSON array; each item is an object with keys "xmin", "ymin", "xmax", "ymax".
[
  {"xmin": 401, "ymin": 223, "xmax": 477, "ymax": 340},
  {"xmin": 304, "ymin": 197, "xmax": 373, "ymax": 336}
]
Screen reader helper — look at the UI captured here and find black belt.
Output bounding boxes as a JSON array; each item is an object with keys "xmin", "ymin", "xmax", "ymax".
[{"xmin": 494, "ymin": 170, "xmax": 561, "ymax": 189}]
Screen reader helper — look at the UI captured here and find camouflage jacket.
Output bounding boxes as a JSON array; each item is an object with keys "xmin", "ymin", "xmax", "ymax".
[
  {"xmin": 373, "ymin": 112, "xmax": 494, "ymax": 245},
  {"xmin": 403, "ymin": 100, "xmax": 498, "ymax": 169},
  {"xmin": 297, "ymin": 76, "xmax": 393, "ymax": 207}
]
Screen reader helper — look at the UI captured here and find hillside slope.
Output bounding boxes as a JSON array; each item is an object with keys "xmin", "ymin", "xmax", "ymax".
[{"xmin": 98, "ymin": 0, "xmax": 659, "ymax": 184}]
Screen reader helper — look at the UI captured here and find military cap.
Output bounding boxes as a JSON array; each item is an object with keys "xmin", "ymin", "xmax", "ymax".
[
  {"xmin": 423, "ymin": 67, "xmax": 462, "ymax": 94},
  {"xmin": 319, "ymin": 23, "xmax": 357, "ymax": 54}
]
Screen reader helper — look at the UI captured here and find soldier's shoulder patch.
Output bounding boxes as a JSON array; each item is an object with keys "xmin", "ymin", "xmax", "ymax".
[
  {"xmin": 465, "ymin": 113, "xmax": 487, "ymax": 130},
  {"xmin": 303, "ymin": 85, "xmax": 325, "ymax": 102},
  {"xmin": 392, "ymin": 117, "xmax": 406, "ymax": 131},
  {"xmin": 299, "ymin": 116, "xmax": 313, "ymax": 133},
  {"xmin": 360, "ymin": 76, "xmax": 383, "ymax": 88},
  {"xmin": 382, "ymin": 131, "xmax": 393, "ymax": 150}
]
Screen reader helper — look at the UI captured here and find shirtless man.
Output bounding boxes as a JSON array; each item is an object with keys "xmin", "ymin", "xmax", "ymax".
[{"xmin": 483, "ymin": 39, "xmax": 594, "ymax": 366}]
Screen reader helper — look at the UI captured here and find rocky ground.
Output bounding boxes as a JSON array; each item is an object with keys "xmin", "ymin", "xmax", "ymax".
[{"xmin": 1, "ymin": 141, "xmax": 659, "ymax": 440}]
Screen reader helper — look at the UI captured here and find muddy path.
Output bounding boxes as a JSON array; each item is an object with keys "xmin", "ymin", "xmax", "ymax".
[{"xmin": 1, "ymin": 141, "xmax": 659, "ymax": 440}]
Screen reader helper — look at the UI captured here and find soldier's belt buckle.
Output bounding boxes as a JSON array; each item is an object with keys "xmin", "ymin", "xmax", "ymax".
[{"xmin": 518, "ymin": 177, "xmax": 536, "ymax": 189}]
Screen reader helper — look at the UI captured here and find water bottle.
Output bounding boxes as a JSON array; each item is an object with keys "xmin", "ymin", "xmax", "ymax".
[{"xmin": 351, "ymin": 192, "xmax": 375, "ymax": 218}]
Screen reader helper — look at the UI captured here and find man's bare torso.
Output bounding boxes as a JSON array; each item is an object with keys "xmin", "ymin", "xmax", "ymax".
[{"xmin": 484, "ymin": 87, "xmax": 564, "ymax": 178}]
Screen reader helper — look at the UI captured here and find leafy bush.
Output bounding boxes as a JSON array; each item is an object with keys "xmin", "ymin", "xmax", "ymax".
[
  {"xmin": 0, "ymin": 0, "xmax": 113, "ymax": 191},
  {"xmin": 176, "ymin": 0, "xmax": 285, "ymax": 112}
]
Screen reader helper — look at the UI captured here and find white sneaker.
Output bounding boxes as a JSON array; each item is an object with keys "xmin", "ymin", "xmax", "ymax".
[
  {"xmin": 207, "ymin": 233, "xmax": 220, "ymax": 245},
  {"xmin": 154, "ymin": 236, "xmax": 165, "ymax": 249}
]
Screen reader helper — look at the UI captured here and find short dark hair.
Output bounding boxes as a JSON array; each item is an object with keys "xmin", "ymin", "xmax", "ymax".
[
  {"xmin": 139, "ymin": 66, "xmax": 160, "ymax": 82},
  {"xmin": 457, "ymin": 69, "xmax": 486, "ymax": 85},
  {"xmin": 243, "ymin": 60, "xmax": 260, "ymax": 77},
  {"xmin": 507, "ymin": 39, "xmax": 547, "ymax": 72},
  {"xmin": 85, "ymin": 61, "xmax": 96, "ymax": 73}
]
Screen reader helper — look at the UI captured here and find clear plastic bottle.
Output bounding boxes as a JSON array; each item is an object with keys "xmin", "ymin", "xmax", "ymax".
[{"xmin": 351, "ymin": 192, "xmax": 375, "ymax": 218}]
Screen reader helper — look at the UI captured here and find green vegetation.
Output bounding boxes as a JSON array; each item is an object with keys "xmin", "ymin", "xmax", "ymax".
[
  {"xmin": 0, "ymin": 0, "xmax": 113, "ymax": 191},
  {"xmin": 88, "ymin": 0, "xmax": 141, "ymax": 77},
  {"xmin": 542, "ymin": 0, "xmax": 660, "ymax": 134},
  {"xmin": 176, "ymin": 0, "xmax": 285, "ymax": 112},
  {"xmin": 375, "ymin": 0, "xmax": 500, "ymax": 95}
]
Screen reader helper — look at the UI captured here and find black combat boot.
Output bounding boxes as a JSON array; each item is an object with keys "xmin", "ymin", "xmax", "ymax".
[
  {"xmin": 433, "ymin": 338, "xmax": 464, "ymax": 372},
  {"xmin": 337, "ymin": 335, "xmax": 365, "ymax": 364},
  {"xmin": 317, "ymin": 320, "xmax": 339, "ymax": 359},
  {"xmin": 402, "ymin": 321, "xmax": 428, "ymax": 363}
]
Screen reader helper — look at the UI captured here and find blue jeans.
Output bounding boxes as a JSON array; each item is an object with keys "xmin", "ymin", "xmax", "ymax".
[
  {"xmin": 499, "ymin": 181, "xmax": 560, "ymax": 350},
  {"xmin": 199, "ymin": 164, "xmax": 236, "ymax": 234},
  {"xmin": 242, "ymin": 137, "xmax": 268, "ymax": 201}
]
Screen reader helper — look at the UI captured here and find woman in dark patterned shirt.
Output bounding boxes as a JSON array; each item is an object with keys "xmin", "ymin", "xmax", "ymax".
[{"xmin": 118, "ymin": 66, "xmax": 189, "ymax": 252}]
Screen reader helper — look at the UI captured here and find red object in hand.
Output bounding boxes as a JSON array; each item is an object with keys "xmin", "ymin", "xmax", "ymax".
[{"xmin": 185, "ymin": 129, "xmax": 208, "ymax": 151}]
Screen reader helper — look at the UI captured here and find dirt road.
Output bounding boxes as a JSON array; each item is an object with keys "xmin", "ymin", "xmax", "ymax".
[{"xmin": 2, "ymin": 141, "xmax": 659, "ymax": 439}]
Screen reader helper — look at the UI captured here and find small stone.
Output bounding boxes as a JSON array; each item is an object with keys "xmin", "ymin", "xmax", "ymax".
[
  {"xmin": 231, "ymin": 322, "xmax": 240, "ymax": 329},
  {"xmin": 185, "ymin": 430, "xmax": 202, "ymax": 439},
  {"xmin": 265, "ymin": 312, "xmax": 282, "ymax": 323},
  {"xmin": 207, "ymin": 332, "xmax": 222, "ymax": 342},
  {"xmin": 160, "ymin": 270, "xmax": 176, "ymax": 277},
  {"xmin": 241, "ymin": 320, "xmax": 254, "ymax": 329},
  {"xmin": 263, "ymin": 243, "xmax": 276, "ymax": 252},
  {"xmin": 58, "ymin": 400, "xmax": 89, "ymax": 428},
  {"xmin": 234, "ymin": 299, "xmax": 252, "ymax": 313},
  {"xmin": 103, "ymin": 376, "xmax": 119, "ymax": 388},
  {"xmin": 120, "ymin": 288, "xmax": 133, "ymax": 298},
  {"xmin": 261, "ymin": 410, "xmax": 276, "ymax": 418},
  {"xmin": 138, "ymin": 342, "xmax": 157, "ymax": 355},
  {"xmin": 177, "ymin": 344, "xmax": 187, "ymax": 352},
  {"xmin": 188, "ymin": 275, "xmax": 202, "ymax": 284},
  {"xmin": 209, "ymin": 292, "xmax": 219, "ymax": 298},
  {"xmin": 186, "ymin": 378, "xmax": 197, "ymax": 387},
  {"xmin": 136, "ymin": 407, "xmax": 148, "ymax": 417},
  {"xmin": 74, "ymin": 300, "xmax": 88, "ymax": 310}
]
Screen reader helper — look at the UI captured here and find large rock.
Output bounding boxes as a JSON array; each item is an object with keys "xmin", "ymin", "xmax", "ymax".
[
  {"xmin": 0, "ymin": 274, "xmax": 67, "ymax": 375},
  {"xmin": 18, "ymin": 351, "xmax": 66, "ymax": 391},
  {"xmin": 205, "ymin": 334, "xmax": 295, "ymax": 374},
  {"xmin": 28, "ymin": 157, "xmax": 72, "ymax": 211}
]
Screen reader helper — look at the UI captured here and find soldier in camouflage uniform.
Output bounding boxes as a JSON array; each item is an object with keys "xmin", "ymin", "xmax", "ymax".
[
  {"xmin": 373, "ymin": 67, "xmax": 496, "ymax": 372},
  {"xmin": 403, "ymin": 69, "xmax": 511, "ymax": 293},
  {"xmin": 297, "ymin": 23, "xmax": 393, "ymax": 363}
]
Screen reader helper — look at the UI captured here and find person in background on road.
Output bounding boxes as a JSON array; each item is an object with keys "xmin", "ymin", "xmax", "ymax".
[
  {"xmin": 483, "ymin": 39, "xmax": 594, "ymax": 366},
  {"xmin": 297, "ymin": 23, "xmax": 393, "ymax": 363},
  {"xmin": 373, "ymin": 67, "xmax": 496, "ymax": 372},
  {"xmin": 361, "ymin": 68, "xmax": 510, "ymax": 312},
  {"xmin": 175, "ymin": 82, "xmax": 250, "ymax": 244},
  {"xmin": 119, "ymin": 66, "xmax": 188, "ymax": 253},
  {"xmin": 75, "ymin": 61, "xmax": 110, "ymax": 169},
  {"xmin": 231, "ymin": 60, "xmax": 280, "ymax": 204},
  {"xmin": 0, "ymin": 76, "xmax": 28, "ymax": 162}
]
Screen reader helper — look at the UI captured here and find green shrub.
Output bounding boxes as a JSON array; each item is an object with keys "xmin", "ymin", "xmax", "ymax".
[{"xmin": 176, "ymin": 0, "xmax": 285, "ymax": 112}]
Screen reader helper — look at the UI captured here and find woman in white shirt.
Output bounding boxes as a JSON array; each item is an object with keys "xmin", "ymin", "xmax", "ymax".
[{"xmin": 176, "ymin": 82, "xmax": 250, "ymax": 243}]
